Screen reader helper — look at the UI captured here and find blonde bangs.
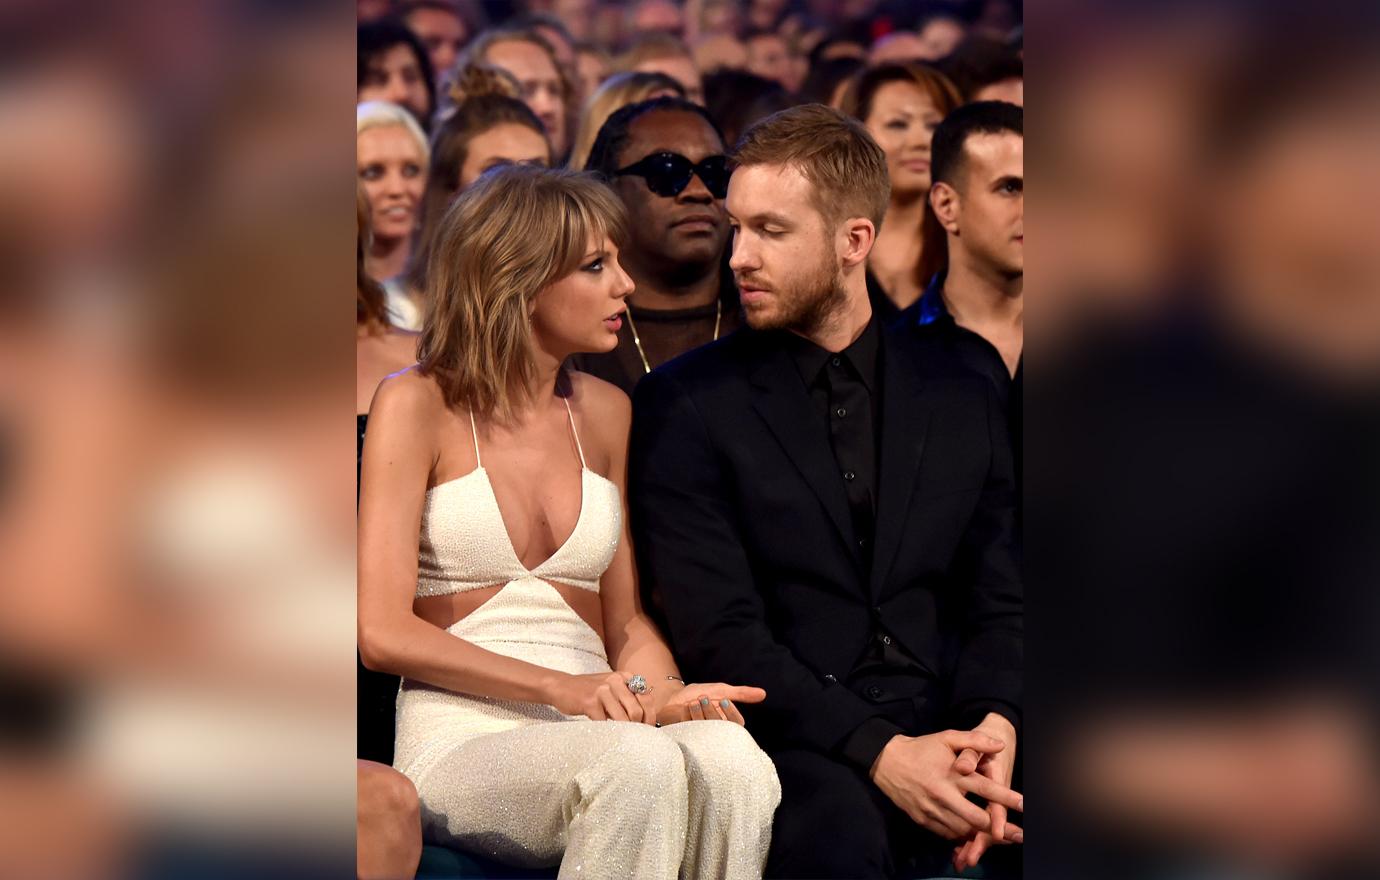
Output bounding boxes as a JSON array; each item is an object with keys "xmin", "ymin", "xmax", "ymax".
[{"xmin": 417, "ymin": 166, "xmax": 627, "ymax": 424}]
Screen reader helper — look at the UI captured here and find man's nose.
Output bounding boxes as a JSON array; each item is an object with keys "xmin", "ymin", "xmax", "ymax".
[
  {"xmin": 677, "ymin": 171, "xmax": 714, "ymax": 204},
  {"xmin": 728, "ymin": 234, "xmax": 755, "ymax": 272}
]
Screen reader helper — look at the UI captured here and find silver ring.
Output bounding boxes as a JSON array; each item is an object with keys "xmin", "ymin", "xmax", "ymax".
[{"xmin": 626, "ymin": 674, "xmax": 649, "ymax": 695}]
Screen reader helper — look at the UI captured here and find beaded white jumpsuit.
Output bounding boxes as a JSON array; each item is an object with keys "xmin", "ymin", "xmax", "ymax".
[{"xmin": 392, "ymin": 401, "xmax": 780, "ymax": 879}]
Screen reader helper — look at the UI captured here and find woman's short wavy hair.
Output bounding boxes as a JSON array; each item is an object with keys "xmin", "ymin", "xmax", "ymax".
[{"xmin": 417, "ymin": 165, "xmax": 627, "ymax": 422}]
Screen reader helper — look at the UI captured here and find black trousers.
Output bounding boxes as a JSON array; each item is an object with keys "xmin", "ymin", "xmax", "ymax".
[{"xmin": 763, "ymin": 697, "xmax": 1022, "ymax": 879}]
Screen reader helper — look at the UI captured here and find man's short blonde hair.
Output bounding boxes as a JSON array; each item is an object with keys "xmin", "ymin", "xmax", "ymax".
[{"xmin": 731, "ymin": 103, "xmax": 890, "ymax": 231}]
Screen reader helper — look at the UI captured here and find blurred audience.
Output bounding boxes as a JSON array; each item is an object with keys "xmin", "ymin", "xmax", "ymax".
[
  {"xmin": 842, "ymin": 63, "xmax": 961, "ymax": 313},
  {"xmin": 744, "ymin": 29, "xmax": 793, "ymax": 88},
  {"xmin": 703, "ymin": 69, "xmax": 799, "ymax": 148},
  {"xmin": 462, "ymin": 27, "xmax": 572, "ymax": 159},
  {"xmin": 801, "ymin": 55, "xmax": 865, "ymax": 107},
  {"xmin": 356, "ymin": 101, "xmax": 430, "ymax": 286},
  {"xmin": 574, "ymin": 97, "xmax": 740, "ymax": 394},
  {"xmin": 936, "ymin": 36, "xmax": 1023, "ymax": 106},
  {"xmin": 628, "ymin": 0, "xmax": 687, "ymax": 40},
  {"xmin": 692, "ymin": 33, "xmax": 749, "ymax": 73},
  {"xmin": 399, "ymin": 0, "xmax": 473, "ymax": 83},
  {"xmin": 568, "ymin": 71, "xmax": 686, "ymax": 171},
  {"xmin": 616, "ymin": 33, "xmax": 706, "ymax": 104},
  {"xmin": 573, "ymin": 42, "xmax": 613, "ymax": 104},
  {"xmin": 358, "ymin": 18, "xmax": 436, "ymax": 131},
  {"xmin": 404, "ymin": 65, "xmax": 553, "ymax": 330}
]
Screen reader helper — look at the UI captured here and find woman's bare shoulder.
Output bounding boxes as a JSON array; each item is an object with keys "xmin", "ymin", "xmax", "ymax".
[
  {"xmin": 370, "ymin": 365, "xmax": 444, "ymax": 426},
  {"xmin": 568, "ymin": 370, "xmax": 631, "ymax": 424}
]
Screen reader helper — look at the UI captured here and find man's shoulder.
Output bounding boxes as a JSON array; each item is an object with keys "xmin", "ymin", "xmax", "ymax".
[{"xmin": 648, "ymin": 327, "xmax": 763, "ymax": 390}]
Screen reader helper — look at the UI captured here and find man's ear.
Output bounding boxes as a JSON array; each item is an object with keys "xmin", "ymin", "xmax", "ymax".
[
  {"xmin": 839, "ymin": 217, "xmax": 876, "ymax": 268},
  {"xmin": 930, "ymin": 182, "xmax": 960, "ymax": 234}
]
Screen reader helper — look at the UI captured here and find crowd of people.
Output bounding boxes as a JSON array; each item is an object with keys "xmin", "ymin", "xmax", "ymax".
[{"xmin": 356, "ymin": 1, "xmax": 1022, "ymax": 878}]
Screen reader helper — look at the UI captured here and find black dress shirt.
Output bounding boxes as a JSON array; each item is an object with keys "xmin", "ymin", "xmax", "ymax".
[{"xmin": 785, "ymin": 317, "xmax": 942, "ymax": 770}]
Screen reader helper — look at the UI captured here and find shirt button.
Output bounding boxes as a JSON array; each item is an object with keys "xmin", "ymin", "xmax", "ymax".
[
  {"xmin": 866, "ymin": 685, "xmax": 884, "ymax": 700},
  {"xmin": 880, "ymin": 634, "xmax": 893, "ymax": 646},
  {"xmin": 858, "ymin": 537, "xmax": 868, "ymax": 548},
  {"xmin": 843, "ymin": 470, "xmax": 856, "ymax": 481},
  {"xmin": 831, "ymin": 357, "xmax": 842, "ymax": 367},
  {"xmin": 823, "ymin": 674, "xmax": 838, "ymax": 683},
  {"xmin": 836, "ymin": 407, "xmax": 847, "ymax": 418}
]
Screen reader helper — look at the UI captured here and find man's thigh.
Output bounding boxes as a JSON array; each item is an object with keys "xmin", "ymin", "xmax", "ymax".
[{"xmin": 765, "ymin": 748, "xmax": 895, "ymax": 878}]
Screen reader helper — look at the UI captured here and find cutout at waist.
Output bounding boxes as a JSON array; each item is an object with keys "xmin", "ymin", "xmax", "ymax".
[{"xmin": 414, "ymin": 576, "xmax": 605, "ymax": 643}]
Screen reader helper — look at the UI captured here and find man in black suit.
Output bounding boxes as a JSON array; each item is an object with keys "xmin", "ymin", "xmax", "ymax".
[{"xmin": 628, "ymin": 104, "xmax": 1023, "ymax": 878}]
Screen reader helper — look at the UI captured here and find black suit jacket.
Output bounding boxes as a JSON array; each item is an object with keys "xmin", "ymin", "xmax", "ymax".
[{"xmin": 629, "ymin": 321, "xmax": 1022, "ymax": 760}]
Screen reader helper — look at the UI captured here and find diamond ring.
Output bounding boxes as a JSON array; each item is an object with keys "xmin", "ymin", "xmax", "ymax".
[{"xmin": 626, "ymin": 674, "xmax": 649, "ymax": 695}]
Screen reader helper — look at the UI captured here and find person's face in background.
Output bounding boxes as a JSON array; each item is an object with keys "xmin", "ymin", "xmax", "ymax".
[
  {"xmin": 934, "ymin": 132, "xmax": 1023, "ymax": 277},
  {"xmin": 534, "ymin": 23, "xmax": 576, "ymax": 71},
  {"xmin": 357, "ymin": 125, "xmax": 427, "ymax": 244},
  {"xmin": 485, "ymin": 39, "xmax": 568, "ymax": 155},
  {"xmin": 404, "ymin": 7, "xmax": 468, "ymax": 81},
  {"xmin": 612, "ymin": 110, "xmax": 729, "ymax": 272},
  {"xmin": 916, "ymin": 16, "xmax": 966, "ymax": 60},
  {"xmin": 746, "ymin": 34, "xmax": 792, "ymax": 87},
  {"xmin": 359, "ymin": 44, "xmax": 432, "ymax": 126},
  {"xmin": 864, "ymin": 81, "xmax": 944, "ymax": 197},
  {"xmin": 728, "ymin": 162, "xmax": 847, "ymax": 332},
  {"xmin": 975, "ymin": 77, "xmax": 1023, "ymax": 106},
  {"xmin": 868, "ymin": 32, "xmax": 926, "ymax": 65},
  {"xmin": 357, "ymin": 0, "xmax": 393, "ymax": 25},
  {"xmin": 575, "ymin": 49, "xmax": 611, "ymax": 105},
  {"xmin": 700, "ymin": 0, "xmax": 742, "ymax": 38},
  {"xmin": 553, "ymin": 0, "xmax": 595, "ymax": 41},
  {"xmin": 457, "ymin": 123, "xmax": 551, "ymax": 191},
  {"xmin": 631, "ymin": 0, "xmax": 685, "ymax": 39},
  {"xmin": 632, "ymin": 56, "xmax": 704, "ymax": 104}
]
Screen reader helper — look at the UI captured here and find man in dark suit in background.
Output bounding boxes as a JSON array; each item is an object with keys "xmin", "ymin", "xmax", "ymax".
[{"xmin": 629, "ymin": 104, "xmax": 1023, "ymax": 878}]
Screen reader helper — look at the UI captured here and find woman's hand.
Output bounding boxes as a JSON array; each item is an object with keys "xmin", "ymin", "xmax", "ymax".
[
  {"xmin": 551, "ymin": 671, "xmax": 657, "ymax": 724},
  {"xmin": 654, "ymin": 683, "xmax": 766, "ymax": 727}
]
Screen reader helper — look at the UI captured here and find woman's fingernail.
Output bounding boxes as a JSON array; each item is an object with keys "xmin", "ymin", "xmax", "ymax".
[
  {"xmin": 720, "ymin": 699, "xmax": 730, "ymax": 709},
  {"xmin": 699, "ymin": 697, "xmax": 710, "ymax": 706}
]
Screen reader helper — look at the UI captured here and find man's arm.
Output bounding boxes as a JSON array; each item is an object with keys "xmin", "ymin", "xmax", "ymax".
[{"xmin": 629, "ymin": 368, "xmax": 884, "ymax": 755}]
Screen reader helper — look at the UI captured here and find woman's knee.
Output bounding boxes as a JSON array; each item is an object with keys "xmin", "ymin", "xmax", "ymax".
[
  {"xmin": 673, "ymin": 723, "xmax": 781, "ymax": 806},
  {"xmin": 588, "ymin": 723, "xmax": 688, "ymax": 801},
  {"xmin": 358, "ymin": 761, "xmax": 420, "ymax": 826}
]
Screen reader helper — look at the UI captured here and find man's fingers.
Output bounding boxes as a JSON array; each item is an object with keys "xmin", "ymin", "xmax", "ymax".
[
  {"xmin": 939, "ymin": 787, "xmax": 993, "ymax": 832},
  {"xmin": 957, "ymin": 772, "xmax": 1024, "ymax": 812},
  {"xmin": 989, "ymin": 801, "xmax": 1007, "ymax": 842},
  {"xmin": 942, "ymin": 729, "xmax": 1006, "ymax": 755},
  {"xmin": 965, "ymin": 832, "xmax": 994, "ymax": 868},
  {"xmin": 953, "ymin": 747, "xmax": 981, "ymax": 774}
]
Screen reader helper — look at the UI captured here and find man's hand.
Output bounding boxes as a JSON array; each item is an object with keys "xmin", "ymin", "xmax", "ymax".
[
  {"xmin": 952, "ymin": 713, "xmax": 1022, "ymax": 871},
  {"xmin": 870, "ymin": 728, "xmax": 1023, "ymax": 840}
]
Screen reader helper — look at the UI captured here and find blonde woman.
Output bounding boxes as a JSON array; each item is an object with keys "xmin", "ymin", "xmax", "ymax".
[
  {"xmin": 357, "ymin": 101, "xmax": 430, "ymax": 324},
  {"xmin": 358, "ymin": 165, "xmax": 779, "ymax": 878},
  {"xmin": 566, "ymin": 70, "xmax": 685, "ymax": 170}
]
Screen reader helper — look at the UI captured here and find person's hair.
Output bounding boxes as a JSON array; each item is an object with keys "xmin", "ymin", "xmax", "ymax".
[
  {"xmin": 461, "ymin": 26, "xmax": 569, "ymax": 101},
  {"xmin": 417, "ymin": 165, "xmax": 627, "ymax": 422},
  {"xmin": 358, "ymin": 18, "xmax": 437, "ymax": 128},
  {"xmin": 934, "ymin": 36, "xmax": 1022, "ymax": 101},
  {"xmin": 614, "ymin": 33, "xmax": 694, "ymax": 72},
  {"xmin": 839, "ymin": 62, "xmax": 962, "ymax": 125},
  {"xmin": 407, "ymin": 64, "xmax": 551, "ymax": 292},
  {"xmin": 584, "ymin": 97, "xmax": 724, "ymax": 177},
  {"xmin": 703, "ymin": 69, "xmax": 800, "ymax": 151},
  {"xmin": 930, "ymin": 99, "xmax": 1022, "ymax": 189},
  {"xmin": 732, "ymin": 103, "xmax": 890, "ymax": 229},
  {"xmin": 358, "ymin": 185, "xmax": 391, "ymax": 328},
  {"xmin": 356, "ymin": 99, "xmax": 432, "ymax": 164},
  {"xmin": 800, "ymin": 56, "xmax": 865, "ymax": 107},
  {"xmin": 568, "ymin": 72, "xmax": 686, "ymax": 170},
  {"xmin": 510, "ymin": 12, "xmax": 575, "ymax": 52}
]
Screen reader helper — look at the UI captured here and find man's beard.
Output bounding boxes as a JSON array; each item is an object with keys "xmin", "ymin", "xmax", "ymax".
[{"xmin": 740, "ymin": 253, "xmax": 847, "ymax": 335}]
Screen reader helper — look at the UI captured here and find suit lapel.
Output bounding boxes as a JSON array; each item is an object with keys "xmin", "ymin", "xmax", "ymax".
[
  {"xmin": 870, "ymin": 331, "xmax": 930, "ymax": 598},
  {"xmin": 748, "ymin": 341, "xmax": 860, "ymax": 560}
]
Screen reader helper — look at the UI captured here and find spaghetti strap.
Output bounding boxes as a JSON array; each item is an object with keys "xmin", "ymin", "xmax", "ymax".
[
  {"xmin": 562, "ymin": 398, "xmax": 588, "ymax": 469},
  {"xmin": 468, "ymin": 410, "xmax": 483, "ymax": 468}
]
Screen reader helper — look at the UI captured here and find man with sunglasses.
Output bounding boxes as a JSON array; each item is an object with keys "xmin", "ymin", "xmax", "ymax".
[{"xmin": 570, "ymin": 97, "xmax": 742, "ymax": 396}]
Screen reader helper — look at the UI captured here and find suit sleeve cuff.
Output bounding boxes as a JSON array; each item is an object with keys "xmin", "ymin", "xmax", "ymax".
[
  {"xmin": 955, "ymin": 700, "xmax": 1021, "ymax": 738},
  {"xmin": 839, "ymin": 717, "xmax": 906, "ymax": 773}
]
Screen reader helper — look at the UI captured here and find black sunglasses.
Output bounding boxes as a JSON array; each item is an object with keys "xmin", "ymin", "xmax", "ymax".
[{"xmin": 614, "ymin": 152, "xmax": 730, "ymax": 199}]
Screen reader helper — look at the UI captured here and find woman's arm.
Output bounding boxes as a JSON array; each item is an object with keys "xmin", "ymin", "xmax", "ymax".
[{"xmin": 358, "ymin": 371, "xmax": 585, "ymax": 709}]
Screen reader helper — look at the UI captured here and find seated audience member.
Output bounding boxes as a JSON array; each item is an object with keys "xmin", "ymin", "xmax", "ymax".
[
  {"xmin": 842, "ymin": 63, "xmax": 962, "ymax": 314},
  {"xmin": 911, "ymin": 101, "xmax": 1023, "ymax": 509},
  {"xmin": 399, "ymin": 0, "xmax": 473, "ymax": 83},
  {"xmin": 744, "ymin": 29, "xmax": 793, "ymax": 89},
  {"xmin": 359, "ymin": 18, "xmax": 437, "ymax": 131},
  {"xmin": 568, "ymin": 71, "xmax": 686, "ymax": 171},
  {"xmin": 357, "ymin": 101, "xmax": 430, "ymax": 286},
  {"xmin": 462, "ymin": 27, "xmax": 572, "ymax": 159},
  {"xmin": 629, "ymin": 104, "xmax": 1023, "ymax": 880},
  {"xmin": 573, "ymin": 41, "xmax": 613, "ymax": 105},
  {"xmin": 615, "ymin": 33, "xmax": 705, "ymax": 104},
  {"xmin": 691, "ymin": 0, "xmax": 743, "ymax": 41},
  {"xmin": 356, "ymin": 186, "xmax": 423, "ymax": 880},
  {"xmin": 573, "ymin": 98, "xmax": 740, "ymax": 394},
  {"xmin": 936, "ymin": 35, "xmax": 1024, "ymax": 105},
  {"xmin": 400, "ymin": 65, "xmax": 553, "ymax": 330},
  {"xmin": 702, "ymin": 69, "xmax": 800, "ymax": 148}
]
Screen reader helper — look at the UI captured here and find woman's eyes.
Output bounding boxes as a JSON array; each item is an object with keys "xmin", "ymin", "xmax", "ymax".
[
  {"xmin": 359, "ymin": 165, "xmax": 383, "ymax": 180},
  {"xmin": 582, "ymin": 259, "xmax": 603, "ymax": 272},
  {"xmin": 402, "ymin": 163, "xmax": 422, "ymax": 177}
]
